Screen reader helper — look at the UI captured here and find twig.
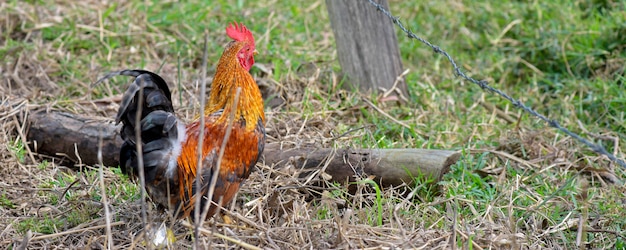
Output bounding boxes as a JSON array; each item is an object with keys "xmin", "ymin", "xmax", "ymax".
[
  {"xmin": 73, "ymin": 143, "xmax": 84, "ymax": 169},
  {"xmin": 367, "ymin": 0, "xmax": 626, "ymax": 169},
  {"xmin": 454, "ymin": 228, "xmax": 484, "ymax": 250},
  {"xmin": 363, "ymin": 97, "xmax": 428, "ymax": 139},
  {"xmin": 382, "ymin": 68, "xmax": 410, "ymax": 102},
  {"xmin": 29, "ymin": 221, "xmax": 126, "ymax": 241},
  {"xmin": 362, "ymin": 98, "xmax": 411, "ymax": 129},
  {"xmin": 331, "ymin": 125, "xmax": 374, "ymax": 142},
  {"xmin": 97, "ymin": 129, "xmax": 113, "ymax": 249},
  {"xmin": 469, "ymin": 149, "xmax": 540, "ymax": 169},
  {"xmin": 181, "ymin": 221, "xmax": 261, "ymax": 250},
  {"xmin": 134, "ymin": 77, "xmax": 149, "ymax": 246},
  {"xmin": 16, "ymin": 230, "xmax": 31, "ymax": 250},
  {"xmin": 480, "ymin": 101, "xmax": 518, "ymax": 124},
  {"xmin": 11, "ymin": 114, "xmax": 36, "ymax": 164},
  {"xmin": 539, "ymin": 212, "xmax": 576, "ymax": 236},
  {"xmin": 194, "ymin": 29, "xmax": 210, "ymax": 249}
]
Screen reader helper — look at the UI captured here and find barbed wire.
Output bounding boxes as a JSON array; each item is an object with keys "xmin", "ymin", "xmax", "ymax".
[{"xmin": 367, "ymin": 0, "xmax": 626, "ymax": 169}]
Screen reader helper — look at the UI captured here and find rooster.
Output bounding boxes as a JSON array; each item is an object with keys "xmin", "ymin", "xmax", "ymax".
[{"xmin": 96, "ymin": 22, "xmax": 265, "ymax": 220}]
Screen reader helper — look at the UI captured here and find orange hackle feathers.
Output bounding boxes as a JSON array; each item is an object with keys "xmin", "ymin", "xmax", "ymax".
[{"xmin": 173, "ymin": 22, "xmax": 265, "ymax": 218}]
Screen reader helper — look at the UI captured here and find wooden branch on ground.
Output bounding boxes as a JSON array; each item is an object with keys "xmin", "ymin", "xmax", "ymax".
[
  {"xmin": 27, "ymin": 110, "xmax": 123, "ymax": 167},
  {"xmin": 25, "ymin": 110, "xmax": 460, "ymax": 188},
  {"xmin": 263, "ymin": 145, "xmax": 458, "ymax": 188}
]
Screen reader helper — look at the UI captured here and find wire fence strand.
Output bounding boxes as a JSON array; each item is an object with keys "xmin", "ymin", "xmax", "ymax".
[{"xmin": 367, "ymin": 0, "xmax": 626, "ymax": 169}]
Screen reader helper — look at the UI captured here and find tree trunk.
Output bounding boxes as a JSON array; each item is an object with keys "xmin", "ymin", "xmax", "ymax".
[{"xmin": 326, "ymin": 0, "xmax": 408, "ymax": 98}]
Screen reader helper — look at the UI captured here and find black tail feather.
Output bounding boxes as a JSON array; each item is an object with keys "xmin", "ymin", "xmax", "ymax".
[{"xmin": 96, "ymin": 70, "xmax": 180, "ymax": 181}]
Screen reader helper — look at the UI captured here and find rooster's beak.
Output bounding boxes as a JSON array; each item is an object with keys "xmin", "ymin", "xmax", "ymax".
[{"xmin": 253, "ymin": 50, "xmax": 258, "ymax": 56}]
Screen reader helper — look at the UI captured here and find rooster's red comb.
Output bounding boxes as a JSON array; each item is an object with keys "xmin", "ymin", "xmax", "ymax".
[{"xmin": 226, "ymin": 22, "xmax": 255, "ymax": 44}]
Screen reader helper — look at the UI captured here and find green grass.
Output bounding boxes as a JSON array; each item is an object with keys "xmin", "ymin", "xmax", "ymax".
[
  {"xmin": 1, "ymin": 0, "xmax": 625, "ymax": 248},
  {"xmin": 14, "ymin": 207, "xmax": 103, "ymax": 235},
  {"xmin": 7, "ymin": 139, "xmax": 26, "ymax": 164},
  {"xmin": 0, "ymin": 193, "xmax": 16, "ymax": 209},
  {"xmin": 18, "ymin": 167, "xmax": 139, "ymax": 234},
  {"xmin": 356, "ymin": 179, "xmax": 384, "ymax": 226},
  {"xmin": 15, "ymin": 216, "xmax": 64, "ymax": 235}
]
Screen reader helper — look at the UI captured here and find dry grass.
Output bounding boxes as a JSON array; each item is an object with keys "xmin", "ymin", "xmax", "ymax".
[{"xmin": 1, "ymin": 0, "xmax": 626, "ymax": 249}]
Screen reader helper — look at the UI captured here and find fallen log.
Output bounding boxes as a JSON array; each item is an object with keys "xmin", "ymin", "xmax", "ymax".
[
  {"xmin": 27, "ymin": 110, "xmax": 123, "ymax": 167},
  {"xmin": 26, "ymin": 110, "xmax": 460, "ymax": 188},
  {"xmin": 264, "ymin": 146, "xmax": 459, "ymax": 188}
]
